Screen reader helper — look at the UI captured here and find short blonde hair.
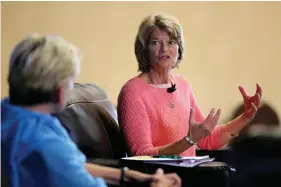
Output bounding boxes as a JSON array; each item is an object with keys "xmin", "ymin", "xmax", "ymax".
[
  {"xmin": 135, "ymin": 13, "xmax": 185, "ymax": 72},
  {"xmin": 8, "ymin": 33, "xmax": 81, "ymax": 105}
]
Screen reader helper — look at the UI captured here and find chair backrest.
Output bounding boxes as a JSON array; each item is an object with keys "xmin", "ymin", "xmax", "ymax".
[
  {"xmin": 67, "ymin": 83, "xmax": 118, "ymax": 123},
  {"xmin": 56, "ymin": 83, "xmax": 127, "ymax": 159}
]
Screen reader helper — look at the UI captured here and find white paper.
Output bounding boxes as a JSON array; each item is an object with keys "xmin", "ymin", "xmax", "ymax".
[
  {"xmin": 144, "ymin": 158, "xmax": 215, "ymax": 168},
  {"xmin": 121, "ymin": 155, "xmax": 210, "ymax": 162}
]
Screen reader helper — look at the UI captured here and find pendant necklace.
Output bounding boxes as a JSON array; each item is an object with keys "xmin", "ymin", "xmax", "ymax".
[{"xmin": 149, "ymin": 75, "xmax": 175, "ymax": 109}]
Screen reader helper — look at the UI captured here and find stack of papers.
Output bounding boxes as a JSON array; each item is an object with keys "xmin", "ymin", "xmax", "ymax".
[{"xmin": 121, "ymin": 155, "xmax": 214, "ymax": 168}]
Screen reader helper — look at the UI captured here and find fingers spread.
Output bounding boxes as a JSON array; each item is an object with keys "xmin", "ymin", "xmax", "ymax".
[
  {"xmin": 256, "ymin": 83, "xmax": 263, "ymax": 97},
  {"xmin": 251, "ymin": 102, "xmax": 258, "ymax": 113},
  {"xmin": 204, "ymin": 108, "xmax": 221, "ymax": 132},
  {"xmin": 239, "ymin": 86, "xmax": 249, "ymax": 99},
  {"xmin": 205, "ymin": 108, "xmax": 215, "ymax": 122},
  {"xmin": 245, "ymin": 102, "xmax": 258, "ymax": 119},
  {"xmin": 212, "ymin": 109, "xmax": 221, "ymax": 128},
  {"xmin": 189, "ymin": 108, "xmax": 195, "ymax": 124},
  {"xmin": 254, "ymin": 93, "xmax": 261, "ymax": 107}
]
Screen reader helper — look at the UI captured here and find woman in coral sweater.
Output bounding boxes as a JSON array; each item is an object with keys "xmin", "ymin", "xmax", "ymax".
[{"xmin": 117, "ymin": 13, "xmax": 262, "ymax": 157}]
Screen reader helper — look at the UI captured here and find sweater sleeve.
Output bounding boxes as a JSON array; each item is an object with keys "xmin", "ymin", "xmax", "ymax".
[
  {"xmin": 187, "ymin": 83, "xmax": 225, "ymax": 150},
  {"xmin": 117, "ymin": 85, "xmax": 160, "ymax": 156}
]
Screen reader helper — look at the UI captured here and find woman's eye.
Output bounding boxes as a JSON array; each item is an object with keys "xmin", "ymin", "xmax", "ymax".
[
  {"xmin": 150, "ymin": 40, "xmax": 159, "ymax": 45},
  {"xmin": 169, "ymin": 40, "xmax": 177, "ymax": 45}
]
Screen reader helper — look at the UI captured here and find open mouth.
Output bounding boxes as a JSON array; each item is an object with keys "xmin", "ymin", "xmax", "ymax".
[{"xmin": 158, "ymin": 55, "xmax": 170, "ymax": 60}]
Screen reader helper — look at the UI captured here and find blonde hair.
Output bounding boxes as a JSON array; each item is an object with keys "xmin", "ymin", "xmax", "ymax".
[
  {"xmin": 134, "ymin": 13, "xmax": 185, "ymax": 72},
  {"xmin": 8, "ymin": 33, "xmax": 81, "ymax": 104}
]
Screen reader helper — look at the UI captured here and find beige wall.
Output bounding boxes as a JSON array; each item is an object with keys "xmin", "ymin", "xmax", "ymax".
[{"xmin": 2, "ymin": 1, "xmax": 281, "ymax": 122}]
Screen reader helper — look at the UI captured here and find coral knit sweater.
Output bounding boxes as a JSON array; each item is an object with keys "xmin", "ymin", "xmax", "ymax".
[{"xmin": 117, "ymin": 75, "xmax": 225, "ymax": 156}]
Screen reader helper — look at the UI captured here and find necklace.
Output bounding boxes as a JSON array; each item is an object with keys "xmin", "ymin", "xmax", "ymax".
[
  {"xmin": 148, "ymin": 75, "xmax": 175, "ymax": 109},
  {"xmin": 168, "ymin": 101, "xmax": 175, "ymax": 109}
]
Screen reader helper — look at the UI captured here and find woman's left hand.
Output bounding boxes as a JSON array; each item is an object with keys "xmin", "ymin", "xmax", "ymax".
[
  {"xmin": 127, "ymin": 168, "xmax": 181, "ymax": 187},
  {"xmin": 239, "ymin": 83, "xmax": 262, "ymax": 121}
]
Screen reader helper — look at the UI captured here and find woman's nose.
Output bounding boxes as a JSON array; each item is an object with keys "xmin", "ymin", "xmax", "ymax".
[{"xmin": 160, "ymin": 42, "xmax": 168, "ymax": 52}]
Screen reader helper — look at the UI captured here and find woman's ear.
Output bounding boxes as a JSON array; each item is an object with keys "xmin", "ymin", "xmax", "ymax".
[{"xmin": 56, "ymin": 85, "xmax": 63, "ymax": 105}]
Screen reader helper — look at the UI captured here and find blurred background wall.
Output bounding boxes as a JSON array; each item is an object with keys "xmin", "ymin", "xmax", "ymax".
[{"xmin": 2, "ymin": 1, "xmax": 281, "ymax": 122}]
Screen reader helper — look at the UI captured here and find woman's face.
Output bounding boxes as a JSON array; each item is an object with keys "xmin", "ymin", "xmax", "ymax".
[{"xmin": 147, "ymin": 27, "xmax": 179, "ymax": 71}]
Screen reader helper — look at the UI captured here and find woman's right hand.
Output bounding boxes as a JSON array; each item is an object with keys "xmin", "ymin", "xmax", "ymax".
[{"xmin": 188, "ymin": 108, "xmax": 221, "ymax": 143}]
